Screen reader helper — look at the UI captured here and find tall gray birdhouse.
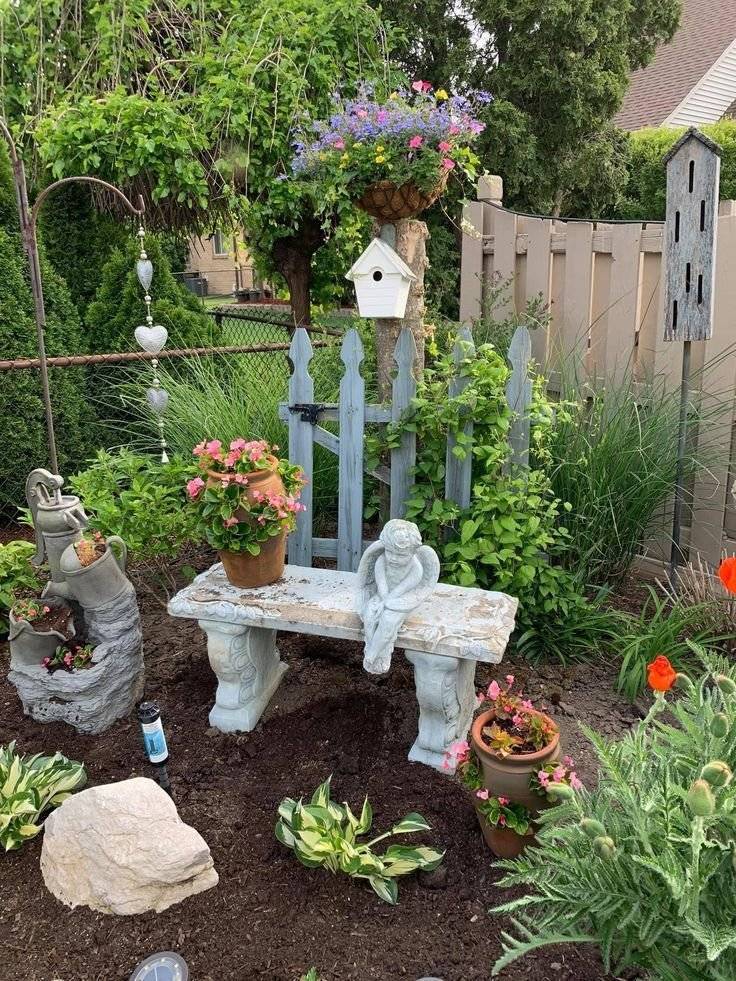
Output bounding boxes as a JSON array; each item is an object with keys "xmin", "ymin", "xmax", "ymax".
[
  {"xmin": 662, "ymin": 128, "xmax": 721, "ymax": 341},
  {"xmin": 345, "ymin": 238, "xmax": 416, "ymax": 319}
]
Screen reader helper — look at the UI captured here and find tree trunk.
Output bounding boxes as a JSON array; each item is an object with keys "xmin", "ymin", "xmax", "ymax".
[
  {"xmin": 271, "ymin": 215, "xmax": 325, "ymax": 327},
  {"xmin": 373, "ymin": 218, "xmax": 429, "ymax": 402}
]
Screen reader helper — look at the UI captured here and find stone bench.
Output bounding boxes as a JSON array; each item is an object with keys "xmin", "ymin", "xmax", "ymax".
[{"xmin": 167, "ymin": 564, "xmax": 518, "ymax": 771}]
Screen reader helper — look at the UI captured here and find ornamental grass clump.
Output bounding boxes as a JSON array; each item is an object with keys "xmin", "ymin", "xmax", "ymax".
[
  {"xmin": 491, "ymin": 648, "xmax": 736, "ymax": 980},
  {"xmin": 291, "ymin": 81, "xmax": 488, "ymax": 208},
  {"xmin": 275, "ymin": 776, "xmax": 443, "ymax": 905},
  {"xmin": 0, "ymin": 741, "xmax": 86, "ymax": 851}
]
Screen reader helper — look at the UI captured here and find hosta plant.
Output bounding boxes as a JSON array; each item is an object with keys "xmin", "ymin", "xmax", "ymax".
[
  {"xmin": 491, "ymin": 648, "xmax": 736, "ymax": 980},
  {"xmin": 0, "ymin": 741, "xmax": 86, "ymax": 851},
  {"xmin": 275, "ymin": 777, "xmax": 443, "ymax": 904}
]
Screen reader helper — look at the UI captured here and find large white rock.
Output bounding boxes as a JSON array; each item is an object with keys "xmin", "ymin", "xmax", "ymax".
[{"xmin": 41, "ymin": 777, "xmax": 218, "ymax": 915}]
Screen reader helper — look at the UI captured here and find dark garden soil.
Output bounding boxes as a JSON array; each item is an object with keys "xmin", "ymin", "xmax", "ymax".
[{"xmin": 0, "ymin": 552, "xmax": 648, "ymax": 981}]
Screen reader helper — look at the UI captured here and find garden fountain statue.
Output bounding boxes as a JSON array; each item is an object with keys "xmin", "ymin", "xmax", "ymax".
[
  {"xmin": 8, "ymin": 469, "xmax": 144, "ymax": 734},
  {"xmin": 357, "ymin": 519, "xmax": 440, "ymax": 674}
]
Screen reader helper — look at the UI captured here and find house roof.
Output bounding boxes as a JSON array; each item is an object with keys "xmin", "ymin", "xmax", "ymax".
[
  {"xmin": 615, "ymin": 0, "xmax": 736, "ymax": 131},
  {"xmin": 345, "ymin": 237, "xmax": 416, "ymax": 282}
]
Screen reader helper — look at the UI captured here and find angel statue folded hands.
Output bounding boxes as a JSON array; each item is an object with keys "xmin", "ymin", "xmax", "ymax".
[{"xmin": 357, "ymin": 519, "xmax": 440, "ymax": 674}]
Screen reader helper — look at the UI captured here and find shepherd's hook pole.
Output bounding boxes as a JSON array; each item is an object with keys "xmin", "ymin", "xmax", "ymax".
[{"xmin": 0, "ymin": 117, "xmax": 144, "ymax": 475}]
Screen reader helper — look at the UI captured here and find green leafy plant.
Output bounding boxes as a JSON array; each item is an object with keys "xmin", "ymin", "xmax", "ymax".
[
  {"xmin": 187, "ymin": 438, "xmax": 305, "ymax": 555},
  {"xmin": 0, "ymin": 541, "xmax": 43, "ymax": 632},
  {"xmin": 491, "ymin": 646, "xmax": 736, "ymax": 979},
  {"xmin": 275, "ymin": 776, "xmax": 443, "ymax": 905},
  {"xmin": 616, "ymin": 586, "xmax": 736, "ymax": 701},
  {"xmin": 0, "ymin": 741, "xmax": 86, "ymax": 852},
  {"xmin": 43, "ymin": 644, "xmax": 94, "ymax": 673},
  {"xmin": 300, "ymin": 971, "xmax": 320, "ymax": 981}
]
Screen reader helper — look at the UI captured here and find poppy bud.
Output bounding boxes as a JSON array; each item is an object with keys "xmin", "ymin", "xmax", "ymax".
[
  {"xmin": 546, "ymin": 783, "xmax": 573, "ymax": 801},
  {"xmin": 674, "ymin": 673, "xmax": 694, "ymax": 692},
  {"xmin": 686, "ymin": 779, "xmax": 716, "ymax": 817},
  {"xmin": 580, "ymin": 818, "xmax": 607, "ymax": 839},
  {"xmin": 592, "ymin": 836, "xmax": 616, "ymax": 859},
  {"xmin": 715, "ymin": 674, "xmax": 736, "ymax": 695},
  {"xmin": 701, "ymin": 761, "xmax": 732, "ymax": 788},
  {"xmin": 711, "ymin": 713, "xmax": 729, "ymax": 738}
]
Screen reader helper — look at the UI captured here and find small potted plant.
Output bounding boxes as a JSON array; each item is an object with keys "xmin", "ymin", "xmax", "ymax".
[
  {"xmin": 291, "ymin": 81, "xmax": 489, "ymax": 221},
  {"xmin": 187, "ymin": 438, "xmax": 306, "ymax": 588},
  {"xmin": 8, "ymin": 597, "xmax": 75, "ymax": 666},
  {"xmin": 58, "ymin": 530, "xmax": 129, "ymax": 609},
  {"xmin": 42, "ymin": 643, "xmax": 95, "ymax": 673},
  {"xmin": 445, "ymin": 675, "xmax": 583, "ymax": 857}
]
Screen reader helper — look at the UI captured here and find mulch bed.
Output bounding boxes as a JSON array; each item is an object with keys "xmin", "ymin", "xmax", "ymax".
[{"xmin": 0, "ymin": 555, "xmax": 647, "ymax": 981}]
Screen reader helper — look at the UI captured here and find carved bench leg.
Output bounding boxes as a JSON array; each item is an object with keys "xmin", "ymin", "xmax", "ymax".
[
  {"xmin": 198, "ymin": 620, "xmax": 287, "ymax": 733},
  {"xmin": 405, "ymin": 650, "xmax": 476, "ymax": 772}
]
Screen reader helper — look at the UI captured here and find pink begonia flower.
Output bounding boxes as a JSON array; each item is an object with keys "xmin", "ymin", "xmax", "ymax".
[
  {"xmin": 186, "ymin": 477, "xmax": 205, "ymax": 498},
  {"xmin": 230, "ymin": 438, "xmax": 247, "ymax": 452},
  {"xmin": 537, "ymin": 770, "xmax": 550, "ymax": 786},
  {"xmin": 43, "ymin": 606, "xmax": 50, "ymax": 613},
  {"xmin": 563, "ymin": 755, "xmax": 574, "ymax": 767},
  {"xmin": 521, "ymin": 699, "xmax": 534, "ymax": 710},
  {"xmin": 42, "ymin": 657, "xmax": 50, "ymax": 667},
  {"xmin": 506, "ymin": 674, "xmax": 515, "ymax": 686},
  {"xmin": 512, "ymin": 713, "xmax": 524, "ymax": 727},
  {"xmin": 408, "ymin": 135, "xmax": 424, "ymax": 149},
  {"xmin": 234, "ymin": 473, "xmax": 249, "ymax": 484},
  {"xmin": 448, "ymin": 739, "xmax": 469, "ymax": 758},
  {"xmin": 441, "ymin": 157, "xmax": 456, "ymax": 170},
  {"xmin": 205, "ymin": 439, "xmax": 222, "ymax": 456},
  {"xmin": 411, "ymin": 80, "xmax": 433, "ymax": 93},
  {"xmin": 570, "ymin": 772, "xmax": 583, "ymax": 791},
  {"xmin": 552, "ymin": 765, "xmax": 567, "ymax": 783},
  {"xmin": 498, "ymin": 814, "xmax": 506, "ymax": 826},
  {"xmin": 193, "ymin": 441, "xmax": 207, "ymax": 456},
  {"xmin": 224, "ymin": 451, "xmax": 240, "ymax": 468},
  {"xmin": 441, "ymin": 757, "xmax": 451, "ymax": 770},
  {"xmin": 223, "ymin": 516, "xmax": 239, "ymax": 528},
  {"xmin": 438, "ymin": 140, "xmax": 452, "ymax": 152},
  {"xmin": 487, "ymin": 680, "xmax": 501, "ymax": 701},
  {"xmin": 498, "ymin": 796, "xmax": 509, "ymax": 806},
  {"xmin": 476, "ymin": 788, "xmax": 489, "ymax": 800}
]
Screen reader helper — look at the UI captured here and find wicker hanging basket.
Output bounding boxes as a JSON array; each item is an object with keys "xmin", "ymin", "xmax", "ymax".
[{"xmin": 354, "ymin": 174, "xmax": 448, "ymax": 221}]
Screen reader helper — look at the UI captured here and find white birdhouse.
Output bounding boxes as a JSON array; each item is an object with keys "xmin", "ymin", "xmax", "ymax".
[{"xmin": 345, "ymin": 238, "xmax": 416, "ymax": 319}]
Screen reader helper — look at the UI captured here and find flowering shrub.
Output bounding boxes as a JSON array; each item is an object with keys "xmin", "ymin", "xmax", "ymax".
[
  {"xmin": 187, "ymin": 438, "xmax": 306, "ymax": 554},
  {"xmin": 43, "ymin": 644, "xmax": 94, "ymax": 673},
  {"xmin": 10, "ymin": 598, "xmax": 51, "ymax": 623},
  {"xmin": 291, "ymin": 82, "xmax": 489, "ymax": 204},
  {"xmin": 0, "ymin": 741, "xmax": 86, "ymax": 851},
  {"xmin": 491, "ymin": 646, "xmax": 736, "ymax": 979}
]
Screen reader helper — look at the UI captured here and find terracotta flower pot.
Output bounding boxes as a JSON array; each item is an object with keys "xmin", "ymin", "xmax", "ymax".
[
  {"xmin": 475, "ymin": 808, "xmax": 535, "ymax": 859},
  {"xmin": 355, "ymin": 174, "xmax": 448, "ymax": 221},
  {"xmin": 470, "ymin": 708, "xmax": 560, "ymax": 811},
  {"xmin": 219, "ymin": 530, "xmax": 287, "ymax": 588}
]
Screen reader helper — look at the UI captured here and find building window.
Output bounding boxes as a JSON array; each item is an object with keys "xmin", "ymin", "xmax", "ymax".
[{"xmin": 212, "ymin": 230, "xmax": 228, "ymax": 256}]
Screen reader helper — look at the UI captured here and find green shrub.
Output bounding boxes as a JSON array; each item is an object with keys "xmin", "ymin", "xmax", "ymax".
[
  {"xmin": 0, "ymin": 741, "xmax": 86, "ymax": 851},
  {"xmin": 0, "ymin": 540, "xmax": 43, "ymax": 632},
  {"xmin": 275, "ymin": 776, "xmax": 443, "ymax": 905},
  {"xmin": 616, "ymin": 586, "xmax": 736, "ymax": 701},
  {"xmin": 491, "ymin": 648, "xmax": 736, "ymax": 980},
  {"xmin": 69, "ymin": 449, "xmax": 200, "ymax": 601},
  {"xmin": 618, "ymin": 120, "xmax": 736, "ymax": 220}
]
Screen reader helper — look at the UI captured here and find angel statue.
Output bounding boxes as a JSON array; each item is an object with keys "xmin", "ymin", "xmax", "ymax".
[{"xmin": 357, "ymin": 519, "xmax": 440, "ymax": 674}]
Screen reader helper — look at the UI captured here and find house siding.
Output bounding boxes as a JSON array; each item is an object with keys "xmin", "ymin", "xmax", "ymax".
[
  {"xmin": 185, "ymin": 232, "xmax": 256, "ymax": 296},
  {"xmin": 666, "ymin": 39, "xmax": 736, "ymax": 127}
]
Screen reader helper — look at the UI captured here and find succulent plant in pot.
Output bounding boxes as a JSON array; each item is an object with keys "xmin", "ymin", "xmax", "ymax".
[
  {"xmin": 445, "ymin": 675, "xmax": 583, "ymax": 857},
  {"xmin": 187, "ymin": 438, "xmax": 306, "ymax": 588},
  {"xmin": 291, "ymin": 81, "xmax": 488, "ymax": 222}
]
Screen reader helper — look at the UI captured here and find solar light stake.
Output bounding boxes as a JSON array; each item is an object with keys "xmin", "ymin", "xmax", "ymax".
[{"xmin": 137, "ymin": 700, "xmax": 172, "ymax": 796}]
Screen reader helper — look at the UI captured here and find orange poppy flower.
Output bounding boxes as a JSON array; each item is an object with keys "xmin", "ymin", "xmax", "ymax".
[
  {"xmin": 647, "ymin": 655, "xmax": 677, "ymax": 693},
  {"xmin": 718, "ymin": 556, "xmax": 736, "ymax": 594}
]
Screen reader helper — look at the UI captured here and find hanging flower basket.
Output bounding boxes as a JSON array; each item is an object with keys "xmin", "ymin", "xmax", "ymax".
[{"xmin": 355, "ymin": 174, "xmax": 449, "ymax": 222}]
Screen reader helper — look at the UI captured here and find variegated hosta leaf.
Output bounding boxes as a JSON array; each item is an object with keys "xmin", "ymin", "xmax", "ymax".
[
  {"xmin": 383, "ymin": 844, "xmax": 445, "ymax": 876},
  {"xmin": 311, "ymin": 777, "xmax": 332, "ymax": 808},
  {"xmin": 357, "ymin": 797, "xmax": 373, "ymax": 834},
  {"xmin": 368, "ymin": 875, "xmax": 399, "ymax": 905},
  {"xmin": 275, "ymin": 819, "xmax": 296, "ymax": 848},
  {"xmin": 278, "ymin": 798, "xmax": 297, "ymax": 822},
  {"xmin": 390, "ymin": 812, "xmax": 431, "ymax": 835}
]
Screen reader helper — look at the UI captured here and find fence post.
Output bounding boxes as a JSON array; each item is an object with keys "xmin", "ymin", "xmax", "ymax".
[
  {"xmin": 337, "ymin": 329, "xmax": 365, "ymax": 571},
  {"xmin": 390, "ymin": 327, "xmax": 418, "ymax": 518},
  {"xmin": 505, "ymin": 324, "xmax": 533, "ymax": 472},
  {"xmin": 445, "ymin": 324, "xmax": 475, "ymax": 509},
  {"xmin": 287, "ymin": 328, "xmax": 314, "ymax": 567}
]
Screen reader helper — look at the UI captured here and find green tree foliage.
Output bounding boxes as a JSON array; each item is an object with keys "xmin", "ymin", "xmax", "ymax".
[
  {"xmin": 380, "ymin": 0, "xmax": 681, "ymax": 215},
  {"xmin": 3, "ymin": 0, "xmax": 390, "ymax": 324},
  {"xmin": 617, "ymin": 120, "xmax": 736, "ymax": 220}
]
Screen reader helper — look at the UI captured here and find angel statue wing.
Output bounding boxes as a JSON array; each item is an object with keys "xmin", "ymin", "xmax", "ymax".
[{"xmin": 356, "ymin": 540, "xmax": 384, "ymax": 614}]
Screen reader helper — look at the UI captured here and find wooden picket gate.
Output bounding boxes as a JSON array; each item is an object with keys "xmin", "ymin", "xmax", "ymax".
[{"xmin": 279, "ymin": 322, "xmax": 533, "ymax": 572}]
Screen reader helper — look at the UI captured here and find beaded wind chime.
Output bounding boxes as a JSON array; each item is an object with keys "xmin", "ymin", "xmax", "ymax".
[{"xmin": 132, "ymin": 224, "xmax": 170, "ymax": 462}]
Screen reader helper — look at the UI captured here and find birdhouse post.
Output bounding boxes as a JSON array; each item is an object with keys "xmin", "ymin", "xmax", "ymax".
[{"xmin": 661, "ymin": 128, "xmax": 721, "ymax": 578}]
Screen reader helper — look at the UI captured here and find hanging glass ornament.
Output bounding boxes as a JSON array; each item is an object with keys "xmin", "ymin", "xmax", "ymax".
[{"xmin": 133, "ymin": 223, "xmax": 169, "ymax": 462}]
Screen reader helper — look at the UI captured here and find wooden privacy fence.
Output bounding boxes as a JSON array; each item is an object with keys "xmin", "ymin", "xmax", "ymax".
[
  {"xmin": 279, "ymin": 323, "xmax": 533, "ymax": 571},
  {"xmin": 459, "ymin": 175, "xmax": 736, "ymax": 570}
]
